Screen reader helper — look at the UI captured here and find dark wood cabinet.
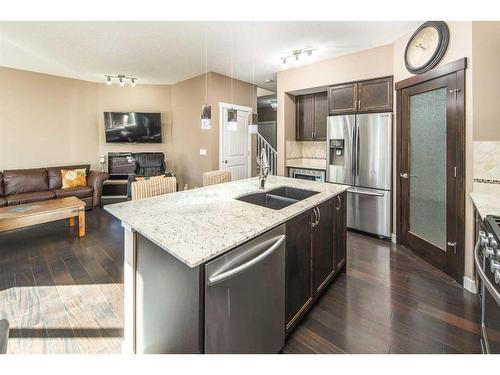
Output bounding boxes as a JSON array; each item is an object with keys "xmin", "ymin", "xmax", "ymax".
[
  {"xmin": 296, "ymin": 92, "xmax": 327, "ymax": 141},
  {"xmin": 328, "ymin": 83, "xmax": 358, "ymax": 115},
  {"xmin": 285, "ymin": 194, "xmax": 347, "ymax": 334},
  {"xmin": 313, "ymin": 92, "xmax": 328, "ymax": 140},
  {"xmin": 328, "ymin": 77, "xmax": 393, "ymax": 115},
  {"xmin": 296, "ymin": 94, "xmax": 315, "ymax": 141},
  {"xmin": 357, "ymin": 77, "xmax": 393, "ymax": 112},
  {"xmin": 313, "ymin": 199, "xmax": 335, "ymax": 294},
  {"xmin": 334, "ymin": 192, "xmax": 347, "ymax": 271},
  {"xmin": 285, "ymin": 209, "xmax": 313, "ymax": 332}
]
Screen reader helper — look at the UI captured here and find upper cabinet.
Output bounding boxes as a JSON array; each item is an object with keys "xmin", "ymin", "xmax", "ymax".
[
  {"xmin": 327, "ymin": 83, "xmax": 358, "ymax": 114},
  {"xmin": 328, "ymin": 76, "xmax": 393, "ymax": 115},
  {"xmin": 357, "ymin": 77, "xmax": 393, "ymax": 112},
  {"xmin": 296, "ymin": 92, "xmax": 327, "ymax": 141}
]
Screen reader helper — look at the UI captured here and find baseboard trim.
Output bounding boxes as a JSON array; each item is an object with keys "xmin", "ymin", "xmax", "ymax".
[
  {"xmin": 463, "ymin": 276, "xmax": 478, "ymax": 294},
  {"xmin": 391, "ymin": 233, "xmax": 397, "ymax": 243}
]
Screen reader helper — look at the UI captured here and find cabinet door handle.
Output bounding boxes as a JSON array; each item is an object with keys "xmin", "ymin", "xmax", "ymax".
[
  {"xmin": 316, "ymin": 206, "xmax": 321, "ymax": 225},
  {"xmin": 336, "ymin": 195, "xmax": 341, "ymax": 210},
  {"xmin": 312, "ymin": 207, "xmax": 319, "ymax": 228}
]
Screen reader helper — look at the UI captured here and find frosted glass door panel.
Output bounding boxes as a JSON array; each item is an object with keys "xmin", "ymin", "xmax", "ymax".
[{"xmin": 409, "ymin": 88, "xmax": 447, "ymax": 250}]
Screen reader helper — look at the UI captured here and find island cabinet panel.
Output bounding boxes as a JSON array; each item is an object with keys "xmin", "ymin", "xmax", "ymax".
[
  {"xmin": 334, "ymin": 192, "xmax": 347, "ymax": 270},
  {"xmin": 285, "ymin": 209, "xmax": 314, "ymax": 332},
  {"xmin": 313, "ymin": 198, "xmax": 335, "ymax": 295}
]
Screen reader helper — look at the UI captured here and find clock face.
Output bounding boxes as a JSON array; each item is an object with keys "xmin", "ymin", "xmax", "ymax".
[
  {"xmin": 406, "ymin": 26, "xmax": 439, "ymax": 69},
  {"xmin": 404, "ymin": 21, "xmax": 449, "ymax": 74}
]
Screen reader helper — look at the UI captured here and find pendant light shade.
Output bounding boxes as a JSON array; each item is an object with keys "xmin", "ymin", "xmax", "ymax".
[
  {"xmin": 248, "ymin": 112, "xmax": 259, "ymax": 134},
  {"xmin": 201, "ymin": 104, "xmax": 212, "ymax": 130},
  {"xmin": 227, "ymin": 108, "xmax": 238, "ymax": 131}
]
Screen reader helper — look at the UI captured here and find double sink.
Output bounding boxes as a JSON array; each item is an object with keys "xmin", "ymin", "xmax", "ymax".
[{"xmin": 236, "ymin": 186, "xmax": 319, "ymax": 210}]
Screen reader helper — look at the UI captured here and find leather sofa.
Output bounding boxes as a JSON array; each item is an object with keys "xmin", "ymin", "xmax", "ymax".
[{"xmin": 0, "ymin": 164, "xmax": 109, "ymax": 209}]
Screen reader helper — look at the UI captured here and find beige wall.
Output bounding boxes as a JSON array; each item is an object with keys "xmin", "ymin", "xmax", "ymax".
[
  {"xmin": 0, "ymin": 67, "xmax": 256, "ymax": 190},
  {"xmin": 0, "ymin": 67, "xmax": 100, "ymax": 170},
  {"xmin": 97, "ymin": 84, "xmax": 172, "ymax": 159},
  {"xmin": 169, "ymin": 72, "xmax": 256, "ymax": 189},
  {"xmin": 276, "ymin": 43, "xmax": 394, "ymax": 176},
  {"xmin": 472, "ymin": 22, "xmax": 500, "ymax": 141}
]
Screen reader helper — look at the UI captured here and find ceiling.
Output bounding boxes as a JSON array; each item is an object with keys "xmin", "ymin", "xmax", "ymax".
[{"xmin": 0, "ymin": 21, "xmax": 420, "ymax": 90}]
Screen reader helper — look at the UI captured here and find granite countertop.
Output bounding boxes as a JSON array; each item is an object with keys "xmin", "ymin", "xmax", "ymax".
[
  {"xmin": 470, "ymin": 182, "xmax": 500, "ymax": 220},
  {"xmin": 286, "ymin": 158, "xmax": 327, "ymax": 171},
  {"xmin": 105, "ymin": 176, "xmax": 349, "ymax": 268}
]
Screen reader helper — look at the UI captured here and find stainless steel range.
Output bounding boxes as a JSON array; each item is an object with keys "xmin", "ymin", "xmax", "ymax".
[{"xmin": 475, "ymin": 214, "xmax": 500, "ymax": 354}]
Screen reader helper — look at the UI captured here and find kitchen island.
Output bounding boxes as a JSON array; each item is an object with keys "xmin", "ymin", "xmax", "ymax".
[{"xmin": 105, "ymin": 176, "xmax": 349, "ymax": 354}]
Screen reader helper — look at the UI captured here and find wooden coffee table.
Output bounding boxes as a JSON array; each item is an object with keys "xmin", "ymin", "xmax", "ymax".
[{"xmin": 0, "ymin": 197, "xmax": 86, "ymax": 237}]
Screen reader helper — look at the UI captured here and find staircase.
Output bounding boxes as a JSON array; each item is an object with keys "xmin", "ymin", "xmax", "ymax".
[{"xmin": 256, "ymin": 132, "xmax": 277, "ymax": 176}]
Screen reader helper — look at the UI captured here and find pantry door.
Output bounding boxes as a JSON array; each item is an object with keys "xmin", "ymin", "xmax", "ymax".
[{"xmin": 396, "ymin": 59, "xmax": 466, "ymax": 283}]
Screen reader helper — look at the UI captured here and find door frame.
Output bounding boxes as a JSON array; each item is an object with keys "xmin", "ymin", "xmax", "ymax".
[
  {"xmin": 218, "ymin": 102, "xmax": 253, "ymax": 177},
  {"xmin": 395, "ymin": 58, "xmax": 466, "ymax": 283}
]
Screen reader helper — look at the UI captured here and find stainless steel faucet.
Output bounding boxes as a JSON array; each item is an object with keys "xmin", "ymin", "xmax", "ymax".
[{"xmin": 259, "ymin": 148, "xmax": 269, "ymax": 189}]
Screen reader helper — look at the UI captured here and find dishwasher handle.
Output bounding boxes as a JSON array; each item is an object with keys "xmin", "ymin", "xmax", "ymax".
[
  {"xmin": 207, "ymin": 235, "xmax": 286, "ymax": 286},
  {"xmin": 348, "ymin": 188, "xmax": 385, "ymax": 197}
]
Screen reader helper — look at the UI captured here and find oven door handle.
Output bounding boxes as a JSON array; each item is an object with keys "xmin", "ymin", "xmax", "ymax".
[{"xmin": 474, "ymin": 236, "xmax": 500, "ymax": 305}]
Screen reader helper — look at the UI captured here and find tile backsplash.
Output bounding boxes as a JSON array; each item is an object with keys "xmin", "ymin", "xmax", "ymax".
[
  {"xmin": 286, "ymin": 141, "xmax": 327, "ymax": 160},
  {"xmin": 474, "ymin": 141, "xmax": 500, "ymax": 182}
]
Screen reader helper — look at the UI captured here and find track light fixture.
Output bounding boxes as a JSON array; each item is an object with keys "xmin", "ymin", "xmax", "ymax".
[
  {"xmin": 104, "ymin": 74, "xmax": 138, "ymax": 87},
  {"xmin": 280, "ymin": 48, "xmax": 316, "ymax": 68}
]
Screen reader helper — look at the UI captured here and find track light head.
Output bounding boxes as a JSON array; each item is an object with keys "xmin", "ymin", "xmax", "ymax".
[
  {"xmin": 106, "ymin": 76, "xmax": 112, "ymax": 85},
  {"xmin": 131, "ymin": 78, "xmax": 136, "ymax": 87}
]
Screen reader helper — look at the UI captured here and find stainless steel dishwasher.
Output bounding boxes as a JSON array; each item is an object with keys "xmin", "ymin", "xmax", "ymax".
[{"xmin": 204, "ymin": 224, "xmax": 286, "ymax": 353}]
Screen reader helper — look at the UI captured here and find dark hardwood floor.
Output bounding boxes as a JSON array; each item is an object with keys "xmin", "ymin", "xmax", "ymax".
[{"xmin": 0, "ymin": 208, "xmax": 480, "ymax": 354}]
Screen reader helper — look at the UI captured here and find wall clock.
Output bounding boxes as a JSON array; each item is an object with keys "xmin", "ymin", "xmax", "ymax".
[{"xmin": 404, "ymin": 21, "xmax": 449, "ymax": 74}]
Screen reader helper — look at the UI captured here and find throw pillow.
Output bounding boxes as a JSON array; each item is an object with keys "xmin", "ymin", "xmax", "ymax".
[{"xmin": 61, "ymin": 169, "xmax": 87, "ymax": 189}]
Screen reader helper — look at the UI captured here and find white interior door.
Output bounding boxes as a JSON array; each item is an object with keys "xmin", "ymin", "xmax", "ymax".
[{"xmin": 220, "ymin": 104, "xmax": 251, "ymax": 181}]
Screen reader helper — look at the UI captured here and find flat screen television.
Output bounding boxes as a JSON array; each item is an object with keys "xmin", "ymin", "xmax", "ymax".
[{"xmin": 104, "ymin": 112, "xmax": 162, "ymax": 143}]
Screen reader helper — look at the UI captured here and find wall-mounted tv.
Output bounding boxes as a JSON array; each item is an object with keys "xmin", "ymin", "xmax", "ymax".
[{"xmin": 104, "ymin": 112, "xmax": 162, "ymax": 143}]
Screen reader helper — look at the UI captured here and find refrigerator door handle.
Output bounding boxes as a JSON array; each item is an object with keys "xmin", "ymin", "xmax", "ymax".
[
  {"xmin": 352, "ymin": 121, "xmax": 357, "ymax": 180},
  {"xmin": 356, "ymin": 123, "xmax": 360, "ymax": 176}
]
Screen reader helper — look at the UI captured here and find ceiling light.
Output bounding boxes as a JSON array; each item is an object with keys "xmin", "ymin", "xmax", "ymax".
[
  {"xmin": 201, "ymin": 104, "xmax": 212, "ymax": 130},
  {"xmin": 248, "ymin": 113, "xmax": 259, "ymax": 134},
  {"xmin": 280, "ymin": 48, "xmax": 316, "ymax": 67},
  {"xmin": 104, "ymin": 74, "xmax": 137, "ymax": 87},
  {"xmin": 227, "ymin": 108, "xmax": 238, "ymax": 131}
]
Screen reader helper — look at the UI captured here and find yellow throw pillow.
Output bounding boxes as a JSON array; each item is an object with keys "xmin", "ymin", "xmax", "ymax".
[{"xmin": 61, "ymin": 169, "xmax": 87, "ymax": 189}]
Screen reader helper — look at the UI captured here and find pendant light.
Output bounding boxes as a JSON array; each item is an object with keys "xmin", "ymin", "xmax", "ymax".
[
  {"xmin": 227, "ymin": 35, "xmax": 238, "ymax": 131},
  {"xmin": 248, "ymin": 22, "xmax": 259, "ymax": 134},
  {"xmin": 201, "ymin": 31, "xmax": 212, "ymax": 130}
]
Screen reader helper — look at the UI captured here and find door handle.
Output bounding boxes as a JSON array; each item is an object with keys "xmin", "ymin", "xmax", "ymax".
[
  {"xmin": 207, "ymin": 235, "xmax": 285, "ymax": 286},
  {"xmin": 400, "ymin": 173, "xmax": 408, "ymax": 179},
  {"xmin": 447, "ymin": 241, "xmax": 457, "ymax": 254}
]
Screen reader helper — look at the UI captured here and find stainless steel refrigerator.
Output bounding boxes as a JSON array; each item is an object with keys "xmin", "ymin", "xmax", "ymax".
[{"xmin": 326, "ymin": 113, "xmax": 392, "ymax": 238}]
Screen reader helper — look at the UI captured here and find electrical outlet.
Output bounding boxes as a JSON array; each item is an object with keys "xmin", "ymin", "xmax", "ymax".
[{"xmin": 199, "ymin": 149, "xmax": 207, "ymax": 156}]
